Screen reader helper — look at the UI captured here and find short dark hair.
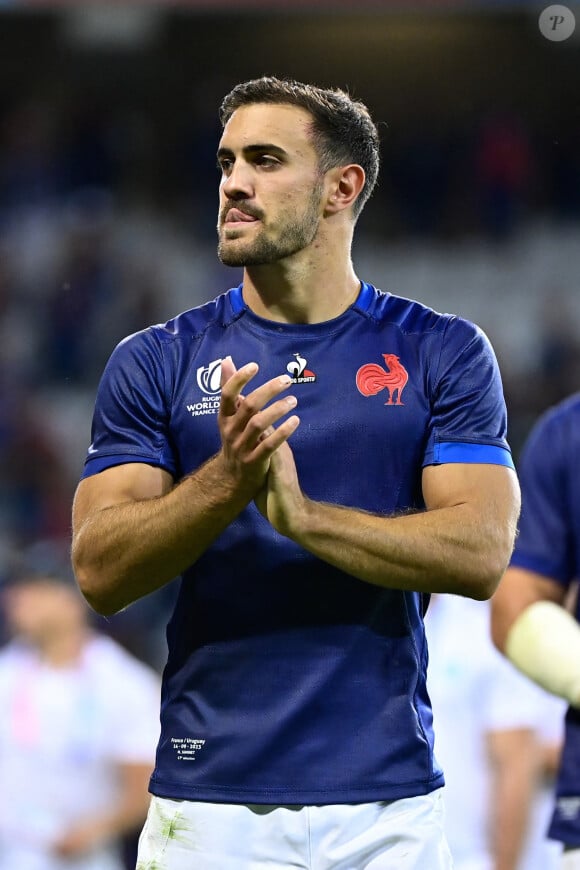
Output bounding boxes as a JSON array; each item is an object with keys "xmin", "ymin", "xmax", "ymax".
[{"xmin": 219, "ymin": 76, "xmax": 380, "ymax": 219}]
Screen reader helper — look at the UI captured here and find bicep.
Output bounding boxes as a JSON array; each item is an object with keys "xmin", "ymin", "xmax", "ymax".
[
  {"xmin": 421, "ymin": 463, "xmax": 521, "ymax": 593},
  {"xmin": 422, "ymin": 462, "xmax": 521, "ymax": 520},
  {"xmin": 72, "ymin": 463, "xmax": 174, "ymax": 535}
]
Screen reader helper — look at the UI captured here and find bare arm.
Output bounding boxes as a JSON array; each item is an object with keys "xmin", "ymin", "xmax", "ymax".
[
  {"xmin": 72, "ymin": 360, "xmax": 299, "ymax": 614},
  {"xmin": 487, "ymin": 728, "xmax": 539, "ymax": 870},
  {"xmin": 491, "ymin": 567, "xmax": 566, "ymax": 652},
  {"xmin": 72, "ymin": 457, "xmax": 251, "ymax": 614},
  {"xmin": 491, "ymin": 567, "xmax": 580, "ymax": 705},
  {"xmin": 256, "ymin": 445, "xmax": 521, "ymax": 599},
  {"xmin": 52, "ymin": 761, "xmax": 152, "ymax": 858}
]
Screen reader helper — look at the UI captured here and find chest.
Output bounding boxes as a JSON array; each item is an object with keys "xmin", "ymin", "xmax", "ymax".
[{"xmin": 169, "ymin": 325, "xmax": 435, "ymax": 512}]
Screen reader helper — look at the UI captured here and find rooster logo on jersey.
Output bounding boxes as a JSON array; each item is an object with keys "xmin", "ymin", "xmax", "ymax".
[{"xmin": 356, "ymin": 354, "xmax": 409, "ymax": 406}]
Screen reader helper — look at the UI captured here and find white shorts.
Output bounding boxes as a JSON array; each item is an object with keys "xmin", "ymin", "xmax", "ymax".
[{"xmin": 136, "ymin": 789, "xmax": 453, "ymax": 869}]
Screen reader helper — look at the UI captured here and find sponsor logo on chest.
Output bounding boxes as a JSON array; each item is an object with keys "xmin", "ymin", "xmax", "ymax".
[{"xmin": 186, "ymin": 351, "xmax": 410, "ymax": 418}]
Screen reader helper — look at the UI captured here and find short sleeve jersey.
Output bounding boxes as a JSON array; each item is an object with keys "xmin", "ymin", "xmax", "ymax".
[
  {"xmin": 82, "ymin": 282, "xmax": 513, "ymax": 805},
  {"xmin": 509, "ymin": 392, "xmax": 580, "ymax": 845}
]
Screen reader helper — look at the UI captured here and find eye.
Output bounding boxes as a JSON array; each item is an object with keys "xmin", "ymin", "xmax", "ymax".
[
  {"xmin": 255, "ymin": 155, "xmax": 281, "ymax": 170},
  {"xmin": 217, "ymin": 157, "xmax": 233, "ymax": 175}
]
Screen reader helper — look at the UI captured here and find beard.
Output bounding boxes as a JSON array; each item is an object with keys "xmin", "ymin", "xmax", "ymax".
[{"xmin": 217, "ymin": 181, "xmax": 324, "ymax": 267}]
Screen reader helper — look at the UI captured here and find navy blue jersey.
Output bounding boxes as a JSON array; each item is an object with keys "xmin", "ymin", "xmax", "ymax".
[
  {"xmin": 509, "ymin": 393, "xmax": 580, "ymax": 845},
  {"xmin": 83, "ymin": 282, "xmax": 513, "ymax": 805}
]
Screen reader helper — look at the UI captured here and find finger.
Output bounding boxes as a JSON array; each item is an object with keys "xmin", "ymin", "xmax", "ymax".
[
  {"xmin": 220, "ymin": 361, "xmax": 259, "ymax": 416},
  {"xmin": 220, "ymin": 355, "xmax": 237, "ymax": 387},
  {"xmin": 239, "ymin": 394, "xmax": 298, "ymax": 450},
  {"xmin": 250, "ymin": 414, "xmax": 300, "ymax": 458},
  {"xmin": 233, "ymin": 374, "xmax": 293, "ymax": 429}
]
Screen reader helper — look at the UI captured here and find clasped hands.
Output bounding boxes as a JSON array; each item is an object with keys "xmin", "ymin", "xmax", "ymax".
[{"xmin": 218, "ymin": 356, "xmax": 305, "ymax": 538}]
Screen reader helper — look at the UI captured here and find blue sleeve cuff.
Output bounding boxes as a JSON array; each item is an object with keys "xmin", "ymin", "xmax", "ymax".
[{"xmin": 425, "ymin": 441, "xmax": 515, "ymax": 468}]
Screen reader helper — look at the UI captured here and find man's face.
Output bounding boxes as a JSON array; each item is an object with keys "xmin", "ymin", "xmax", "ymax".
[
  {"xmin": 216, "ymin": 103, "xmax": 326, "ymax": 267},
  {"xmin": 2, "ymin": 580, "xmax": 84, "ymax": 645}
]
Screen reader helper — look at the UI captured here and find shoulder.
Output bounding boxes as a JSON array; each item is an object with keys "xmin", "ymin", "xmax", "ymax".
[
  {"xmin": 112, "ymin": 287, "xmax": 241, "ymax": 356},
  {"xmin": 0, "ymin": 642, "xmax": 33, "ymax": 685},
  {"xmin": 99, "ymin": 288, "xmax": 240, "ymax": 389},
  {"xmin": 0, "ymin": 640, "xmax": 32, "ymax": 666},
  {"xmin": 532, "ymin": 392, "xmax": 580, "ymax": 436},
  {"xmin": 361, "ymin": 284, "xmax": 483, "ymax": 344},
  {"xmin": 147, "ymin": 287, "xmax": 241, "ymax": 344},
  {"xmin": 524, "ymin": 392, "xmax": 580, "ymax": 460}
]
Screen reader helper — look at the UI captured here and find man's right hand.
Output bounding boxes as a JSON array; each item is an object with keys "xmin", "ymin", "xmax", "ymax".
[
  {"xmin": 71, "ymin": 356, "xmax": 300, "ymax": 614},
  {"xmin": 217, "ymin": 356, "xmax": 300, "ymax": 495}
]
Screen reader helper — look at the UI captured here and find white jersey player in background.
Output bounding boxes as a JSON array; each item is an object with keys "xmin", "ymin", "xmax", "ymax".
[{"xmin": 0, "ymin": 566, "xmax": 161, "ymax": 870}]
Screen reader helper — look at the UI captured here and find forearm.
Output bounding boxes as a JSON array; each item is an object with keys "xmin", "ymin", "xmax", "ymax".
[
  {"xmin": 492, "ymin": 773, "xmax": 533, "ymax": 870},
  {"xmin": 504, "ymin": 600, "xmax": 580, "ymax": 706},
  {"xmin": 73, "ymin": 454, "xmax": 253, "ymax": 614},
  {"xmin": 87, "ymin": 791, "xmax": 150, "ymax": 842},
  {"xmin": 489, "ymin": 733, "xmax": 537, "ymax": 870},
  {"xmin": 64, "ymin": 796, "xmax": 148, "ymax": 849},
  {"xmin": 293, "ymin": 499, "xmax": 512, "ymax": 599},
  {"xmin": 74, "ymin": 362, "xmax": 300, "ymax": 614},
  {"xmin": 54, "ymin": 764, "xmax": 152, "ymax": 857}
]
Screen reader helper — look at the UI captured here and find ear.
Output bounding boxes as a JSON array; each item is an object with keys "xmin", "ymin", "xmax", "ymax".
[{"xmin": 323, "ymin": 164, "xmax": 366, "ymax": 217}]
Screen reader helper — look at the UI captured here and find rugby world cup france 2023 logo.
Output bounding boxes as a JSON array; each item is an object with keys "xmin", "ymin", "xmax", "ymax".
[{"xmin": 187, "ymin": 358, "xmax": 223, "ymax": 417}]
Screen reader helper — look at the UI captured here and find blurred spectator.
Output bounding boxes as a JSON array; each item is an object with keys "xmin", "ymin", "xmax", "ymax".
[
  {"xmin": 0, "ymin": 560, "xmax": 160, "ymax": 870},
  {"xmin": 0, "ymin": 241, "xmax": 41, "ymax": 384},
  {"xmin": 473, "ymin": 112, "xmax": 535, "ymax": 240},
  {"xmin": 535, "ymin": 291, "xmax": 580, "ymax": 409},
  {"xmin": 0, "ymin": 101, "xmax": 66, "ymax": 220},
  {"xmin": 40, "ymin": 189, "xmax": 119, "ymax": 385},
  {"xmin": 38, "ymin": 187, "xmax": 168, "ymax": 387},
  {"xmin": 426, "ymin": 593, "xmax": 564, "ymax": 870},
  {"xmin": 519, "ymin": 689, "xmax": 566, "ymax": 870},
  {"xmin": 0, "ymin": 391, "xmax": 72, "ymax": 546},
  {"xmin": 62, "ymin": 96, "xmax": 120, "ymax": 194}
]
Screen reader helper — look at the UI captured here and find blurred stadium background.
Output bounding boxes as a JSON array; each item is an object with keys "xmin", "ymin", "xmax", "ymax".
[{"xmin": 0, "ymin": 0, "xmax": 579, "ymax": 667}]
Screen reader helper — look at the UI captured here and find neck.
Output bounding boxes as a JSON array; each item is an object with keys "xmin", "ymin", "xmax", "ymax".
[
  {"xmin": 36, "ymin": 627, "xmax": 89, "ymax": 667},
  {"xmin": 241, "ymin": 224, "xmax": 361, "ymax": 324}
]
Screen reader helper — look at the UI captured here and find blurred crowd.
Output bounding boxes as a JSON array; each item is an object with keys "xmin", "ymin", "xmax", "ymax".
[
  {"xmin": 0, "ymin": 90, "xmax": 579, "ymax": 662},
  {"xmin": 0, "ymin": 80, "xmax": 578, "ymax": 870}
]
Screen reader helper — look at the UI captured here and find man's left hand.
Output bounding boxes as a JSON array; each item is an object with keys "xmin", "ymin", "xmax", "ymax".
[{"xmin": 254, "ymin": 441, "xmax": 307, "ymax": 540}]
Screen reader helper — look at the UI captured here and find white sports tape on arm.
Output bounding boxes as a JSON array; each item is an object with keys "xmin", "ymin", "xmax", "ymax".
[{"xmin": 505, "ymin": 600, "xmax": 580, "ymax": 708}]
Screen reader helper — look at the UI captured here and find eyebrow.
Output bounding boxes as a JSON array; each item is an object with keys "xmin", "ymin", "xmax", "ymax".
[{"xmin": 216, "ymin": 143, "xmax": 289, "ymax": 161}]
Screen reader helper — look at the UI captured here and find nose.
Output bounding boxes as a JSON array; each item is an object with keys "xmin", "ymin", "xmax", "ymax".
[{"xmin": 221, "ymin": 159, "xmax": 253, "ymax": 200}]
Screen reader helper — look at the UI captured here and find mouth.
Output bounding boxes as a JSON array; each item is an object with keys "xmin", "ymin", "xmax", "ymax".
[{"xmin": 224, "ymin": 208, "xmax": 260, "ymax": 225}]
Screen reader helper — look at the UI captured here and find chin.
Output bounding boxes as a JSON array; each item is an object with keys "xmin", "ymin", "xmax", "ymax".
[{"xmin": 218, "ymin": 242, "xmax": 249, "ymax": 267}]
